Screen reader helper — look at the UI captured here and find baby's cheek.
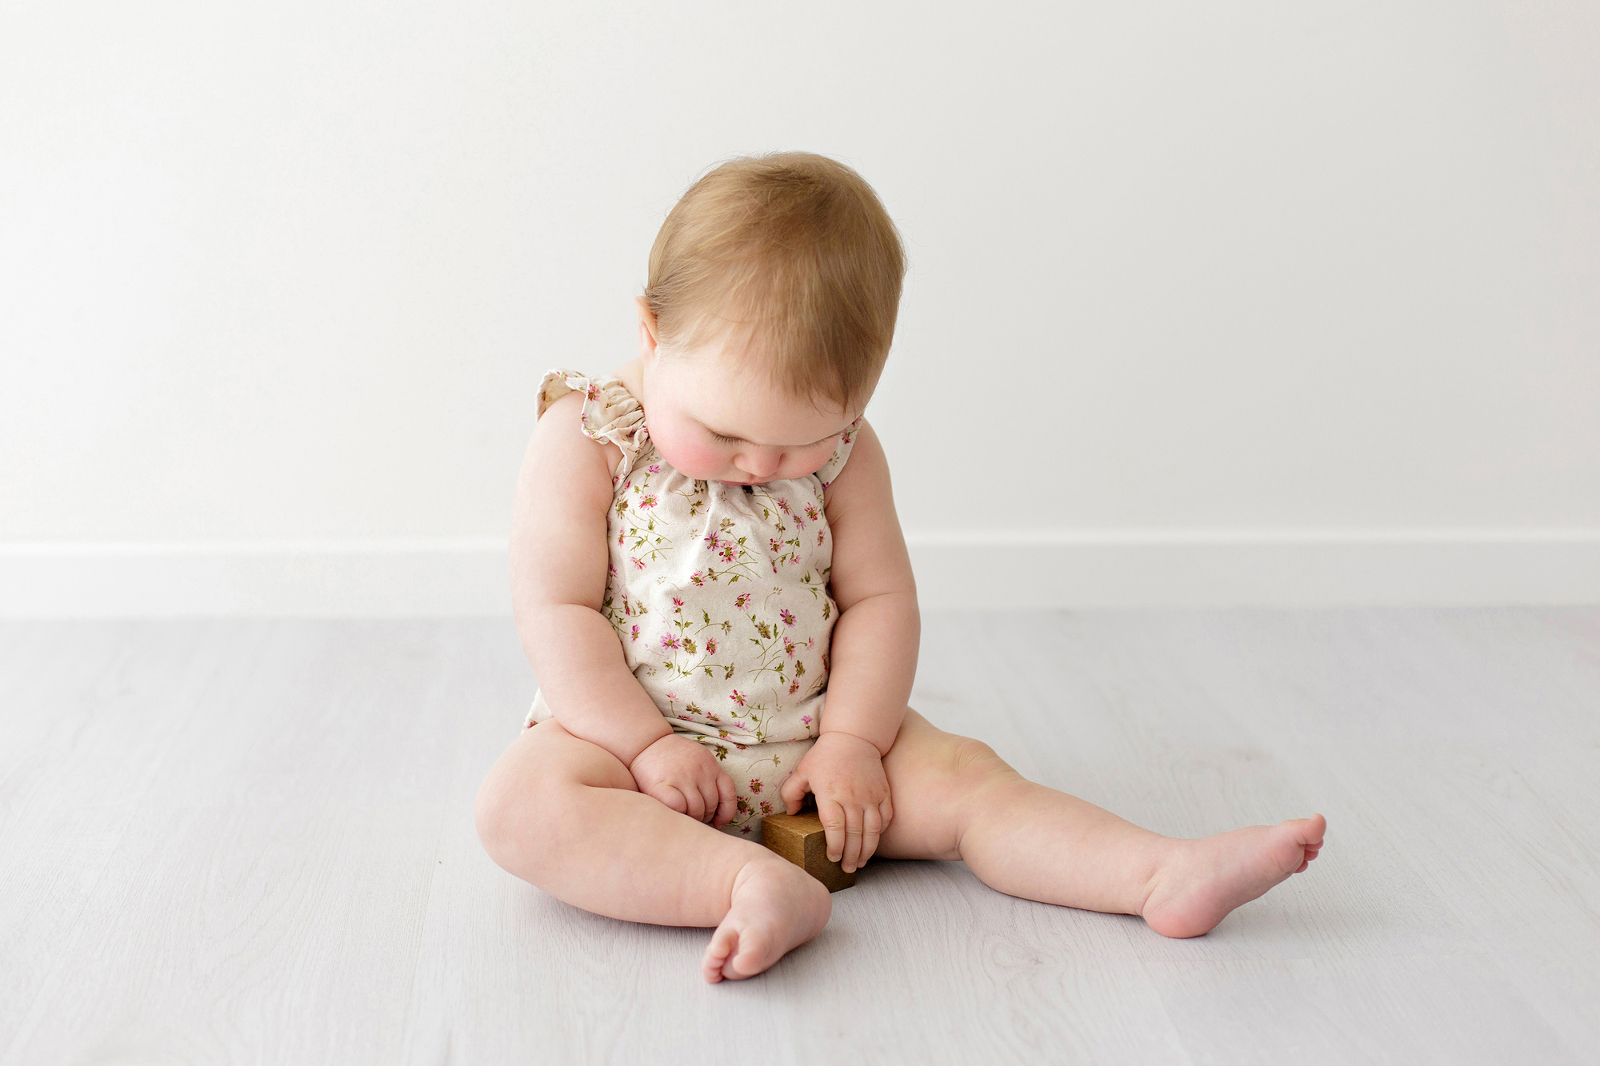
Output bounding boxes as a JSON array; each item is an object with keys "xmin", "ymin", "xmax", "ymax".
[
  {"xmin": 789, "ymin": 444, "xmax": 837, "ymax": 480},
  {"xmin": 655, "ymin": 433, "xmax": 725, "ymax": 479}
]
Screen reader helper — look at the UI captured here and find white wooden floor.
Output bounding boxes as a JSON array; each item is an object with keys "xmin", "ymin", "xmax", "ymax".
[{"xmin": 3, "ymin": 610, "xmax": 1598, "ymax": 1065}]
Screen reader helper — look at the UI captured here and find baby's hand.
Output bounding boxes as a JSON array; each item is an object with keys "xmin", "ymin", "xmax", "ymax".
[
  {"xmin": 780, "ymin": 731, "xmax": 893, "ymax": 873},
  {"xmin": 629, "ymin": 734, "xmax": 737, "ymax": 828}
]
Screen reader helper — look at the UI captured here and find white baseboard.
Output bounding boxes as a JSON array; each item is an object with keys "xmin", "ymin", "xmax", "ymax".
[
  {"xmin": 905, "ymin": 529, "xmax": 1600, "ymax": 609},
  {"xmin": 0, "ymin": 538, "xmax": 512, "ymax": 618},
  {"xmin": 2, "ymin": 531, "xmax": 1597, "ymax": 617}
]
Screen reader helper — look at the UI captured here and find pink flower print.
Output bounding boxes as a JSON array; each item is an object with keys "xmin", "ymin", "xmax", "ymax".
[
  {"xmin": 661, "ymin": 634, "xmax": 680, "ymax": 649},
  {"xmin": 585, "ymin": 384, "xmax": 600, "ymax": 400},
  {"xmin": 780, "ymin": 609, "xmax": 796, "ymax": 627},
  {"xmin": 783, "ymin": 638, "xmax": 796, "ymax": 658},
  {"xmin": 788, "ymin": 680, "xmax": 800, "ymax": 694},
  {"xmin": 801, "ymin": 714, "xmax": 812, "ymax": 726},
  {"xmin": 690, "ymin": 570, "xmax": 705, "ymax": 586},
  {"xmin": 769, "ymin": 537, "xmax": 783, "ymax": 554},
  {"xmin": 777, "ymin": 498, "xmax": 791, "ymax": 514},
  {"xmin": 622, "ymin": 478, "xmax": 631, "ymax": 490},
  {"xmin": 794, "ymin": 516, "xmax": 806, "ymax": 531},
  {"xmin": 705, "ymin": 637, "xmax": 718, "ymax": 655},
  {"xmin": 703, "ymin": 531, "xmax": 720, "ymax": 550},
  {"xmin": 648, "ymin": 463, "xmax": 660, "ymax": 474},
  {"xmin": 805, "ymin": 504, "xmax": 820, "ymax": 522},
  {"xmin": 740, "ymin": 825, "xmax": 752, "ymax": 834},
  {"xmin": 631, "ymin": 557, "xmax": 645, "ymax": 570},
  {"xmin": 672, "ymin": 596, "xmax": 684, "ymax": 608},
  {"xmin": 639, "ymin": 494, "xmax": 658, "ymax": 509},
  {"xmin": 719, "ymin": 545, "xmax": 736, "ymax": 562},
  {"xmin": 630, "ymin": 624, "xmax": 640, "ymax": 642},
  {"xmin": 816, "ymin": 530, "xmax": 825, "ymax": 546},
  {"xmin": 729, "ymin": 689, "xmax": 747, "ymax": 707},
  {"xmin": 735, "ymin": 593, "xmax": 751, "ymax": 609},
  {"xmin": 759, "ymin": 800, "xmax": 773, "ymax": 815},
  {"xmin": 748, "ymin": 777, "xmax": 763, "ymax": 794}
]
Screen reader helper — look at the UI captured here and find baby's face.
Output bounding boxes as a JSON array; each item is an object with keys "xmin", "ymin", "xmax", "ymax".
[{"xmin": 640, "ymin": 324, "xmax": 862, "ymax": 486}]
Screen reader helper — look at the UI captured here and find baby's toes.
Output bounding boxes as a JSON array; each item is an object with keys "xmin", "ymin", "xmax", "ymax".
[
  {"xmin": 1285, "ymin": 816, "xmax": 1324, "ymax": 846},
  {"xmin": 725, "ymin": 926, "xmax": 776, "ymax": 981},
  {"xmin": 702, "ymin": 927, "xmax": 738, "ymax": 984}
]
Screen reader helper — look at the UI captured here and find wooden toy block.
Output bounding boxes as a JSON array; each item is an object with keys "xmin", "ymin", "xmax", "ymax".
[{"xmin": 760, "ymin": 808, "xmax": 856, "ymax": 892}]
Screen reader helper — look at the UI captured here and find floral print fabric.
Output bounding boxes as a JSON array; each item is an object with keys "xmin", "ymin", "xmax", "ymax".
[{"xmin": 526, "ymin": 368, "xmax": 861, "ymax": 837}]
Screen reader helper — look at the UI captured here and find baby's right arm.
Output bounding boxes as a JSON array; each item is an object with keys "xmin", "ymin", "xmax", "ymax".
[
  {"xmin": 510, "ymin": 391, "xmax": 674, "ymax": 764},
  {"xmin": 509, "ymin": 390, "xmax": 735, "ymax": 826}
]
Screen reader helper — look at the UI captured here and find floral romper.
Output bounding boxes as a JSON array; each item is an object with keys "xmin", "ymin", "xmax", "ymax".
[{"xmin": 525, "ymin": 368, "xmax": 862, "ymax": 839}]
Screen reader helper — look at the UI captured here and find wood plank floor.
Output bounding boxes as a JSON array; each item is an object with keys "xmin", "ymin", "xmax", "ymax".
[{"xmin": 2, "ymin": 610, "xmax": 1596, "ymax": 1064}]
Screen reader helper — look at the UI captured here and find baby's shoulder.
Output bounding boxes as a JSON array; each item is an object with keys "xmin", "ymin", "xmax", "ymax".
[{"xmin": 533, "ymin": 389, "xmax": 624, "ymax": 480}]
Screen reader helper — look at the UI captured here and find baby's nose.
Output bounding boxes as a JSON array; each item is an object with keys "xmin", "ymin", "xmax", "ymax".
[{"xmin": 740, "ymin": 450, "xmax": 783, "ymax": 478}]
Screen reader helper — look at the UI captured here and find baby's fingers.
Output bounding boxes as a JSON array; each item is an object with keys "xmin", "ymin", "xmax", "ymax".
[
  {"xmin": 653, "ymin": 785, "xmax": 689, "ymax": 816},
  {"xmin": 680, "ymin": 781, "xmax": 707, "ymax": 823},
  {"xmin": 696, "ymin": 777, "xmax": 722, "ymax": 825},
  {"xmin": 713, "ymin": 772, "xmax": 737, "ymax": 829},
  {"xmin": 818, "ymin": 798, "xmax": 847, "ymax": 864},
  {"xmin": 779, "ymin": 769, "xmax": 810, "ymax": 816},
  {"xmin": 842, "ymin": 804, "xmax": 866, "ymax": 873},
  {"xmin": 860, "ymin": 803, "xmax": 884, "ymax": 868}
]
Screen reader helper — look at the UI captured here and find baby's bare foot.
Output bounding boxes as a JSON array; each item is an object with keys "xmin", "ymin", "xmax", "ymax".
[
  {"xmin": 702, "ymin": 857, "xmax": 831, "ymax": 983},
  {"xmin": 1141, "ymin": 814, "xmax": 1326, "ymax": 939}
]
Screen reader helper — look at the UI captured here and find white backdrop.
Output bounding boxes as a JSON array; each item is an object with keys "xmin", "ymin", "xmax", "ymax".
[{"xmin": 3, "ymin": 1, "xmax": 1598, "ymax": 613}]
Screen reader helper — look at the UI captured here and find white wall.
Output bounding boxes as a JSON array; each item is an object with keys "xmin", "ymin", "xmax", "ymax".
[{"xmin": 3, "ymin": 1, "xmax": 1598, "ymax": 613}]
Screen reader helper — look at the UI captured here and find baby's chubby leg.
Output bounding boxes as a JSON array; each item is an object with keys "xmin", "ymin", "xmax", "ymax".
[
  {"xmin": 876, "ymin": 710, "xmax": 1325, "ymax": 937},
  {"xmin": 474, "ymin": 721, "xmax": 830, "ymax": 981}
]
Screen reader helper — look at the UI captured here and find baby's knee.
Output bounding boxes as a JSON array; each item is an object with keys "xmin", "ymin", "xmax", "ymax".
[
  {"xmin": 474, "ymin": 756, "xmax": 581, "ymax": 881},
  {"xmin": 474, "ymin": 763, "xmax": 538, "ymax": 871},
  {"xmin": 937, "ymin": 736, "xmax": 1021, "ymax": 799}
]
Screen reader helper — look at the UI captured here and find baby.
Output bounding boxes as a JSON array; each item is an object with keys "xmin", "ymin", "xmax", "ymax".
[{"xmin": 475, "ymin": 152, "xmax": 1326, "ymax": 983}]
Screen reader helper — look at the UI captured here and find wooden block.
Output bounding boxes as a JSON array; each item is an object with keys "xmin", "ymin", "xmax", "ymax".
[{"xmin": 759, "ymin": 810, "xmax": 856, "ymax": 892}]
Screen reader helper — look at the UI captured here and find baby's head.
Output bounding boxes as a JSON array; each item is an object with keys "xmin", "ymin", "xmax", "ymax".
[{"xmin": 636, "ymin": 152, "xmax": 905, "ymax": 485}]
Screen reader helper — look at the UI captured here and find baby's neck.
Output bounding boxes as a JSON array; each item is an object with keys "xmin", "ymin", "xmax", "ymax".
[{"xmin": 613, "ymin": 358, "xmax": 646, "ymax": 411}]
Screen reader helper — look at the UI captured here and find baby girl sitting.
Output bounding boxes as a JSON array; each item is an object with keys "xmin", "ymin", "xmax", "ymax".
[{"xmin": 475, "ymin": 152, "xmax": 1326, "ymax": 982}]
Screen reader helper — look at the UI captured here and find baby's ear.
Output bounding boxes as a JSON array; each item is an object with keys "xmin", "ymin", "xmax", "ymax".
[
  {"xmin": 635, "ymin": 298, "xmax": 659, "ymax": 346},
  {"xmin": 633, "ymin": 294, "xmax": 659, "ymax": 356}
]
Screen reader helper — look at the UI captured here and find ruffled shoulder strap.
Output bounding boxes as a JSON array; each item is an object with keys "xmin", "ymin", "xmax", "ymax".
[
  {"xmin": 815, "ymin": 416, "xmax": 866, "ymax": 489},
  {"xmin": 537, "ymin": 368, "xmax": 649, "ymax": 480}
]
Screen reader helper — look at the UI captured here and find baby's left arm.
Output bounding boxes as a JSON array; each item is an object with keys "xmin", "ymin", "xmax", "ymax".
[{"xmin": 778, "ymin": 419, "xmax": 919, "ymax": 872}]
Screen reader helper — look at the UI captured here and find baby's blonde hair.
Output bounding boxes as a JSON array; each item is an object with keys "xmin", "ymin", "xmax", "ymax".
[{"xmin": 644, "ymin": 152, "xmax": 906, "ymax": 409}]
